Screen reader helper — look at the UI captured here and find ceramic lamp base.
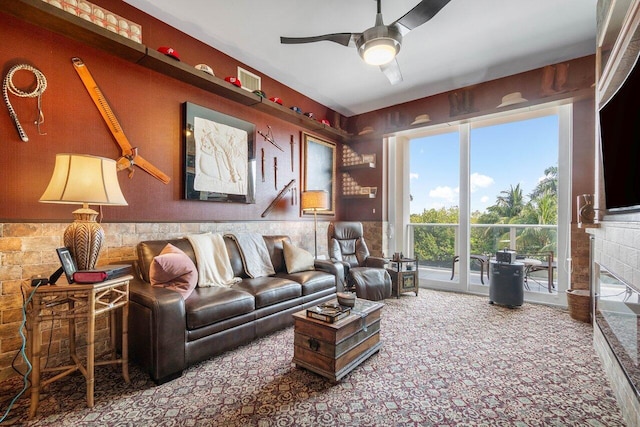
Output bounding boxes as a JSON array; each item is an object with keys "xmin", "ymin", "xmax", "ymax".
[{"xmin": 63, "ymin": 207, "xmax": 104, "ymax": 271}]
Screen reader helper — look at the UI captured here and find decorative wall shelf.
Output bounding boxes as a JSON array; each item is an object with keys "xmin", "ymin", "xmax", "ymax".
[
  {"xmin": 340, "ymin": 146, "xmax": 376, "ymax": 198},
  {"xmin": 341, "ymin": 146, "xmax": 376, "ymax": 168},
  {"xmin": 341, "ymin": 162, "xmax": 376, "ymax": 171},
  {"xmin": 342, "ymin": 193, "xmax": 377, "ymax": 199},
  {"xmin": 341, "ymin": 172, "xmax": 377, "ymax": 198},
  {"xmin": 1, "ymin": 0, "xmax": 350, "ymax": 142},
  {"xmin": 578, "ymin": 222, "xmax": 601, "ymax": 229}
]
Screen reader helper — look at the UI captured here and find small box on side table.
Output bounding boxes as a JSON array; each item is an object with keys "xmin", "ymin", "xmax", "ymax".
[
  {"xmin": 387, "ymin": 257, "xmax": 419, "ymax": 298},
  {"xmin": 292, "ymin": 298, "xmax": 383, "ymax": 382}
]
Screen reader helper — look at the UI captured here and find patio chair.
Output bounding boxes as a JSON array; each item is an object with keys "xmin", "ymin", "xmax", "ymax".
[
  {"xmin": 517, "ymin": 251, "xmax": 556, "ymax": 292},
  {"xmin": 450, "ymin": 254, "xmax": 490, "ymax": 284}
]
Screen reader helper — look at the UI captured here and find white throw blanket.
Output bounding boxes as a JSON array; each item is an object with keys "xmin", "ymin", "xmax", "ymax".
[
  {"xmin": 226, "ymin": 232, "xmax": 275, "ymax": 278},
  {"xmin": 186, "ymin": 233, "xmax": 241, "ymax": 287}
]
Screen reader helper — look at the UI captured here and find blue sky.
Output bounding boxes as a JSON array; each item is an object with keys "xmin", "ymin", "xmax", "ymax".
[{"xmin": 410, "ymin": 114, "xmax": 559, "ymax": 215}]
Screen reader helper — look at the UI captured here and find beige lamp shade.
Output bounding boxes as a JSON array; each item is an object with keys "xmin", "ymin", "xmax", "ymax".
[
  {"xmin": 301, "ymin": 190, "xmax": 329, "ymax": 259},
  {"xmin": 40, "ymin": 154, "xmax": 127, "ymax": 271},
  {"xmin": 301, "ymin": 190, "xmax": 329, "ymax": 211},
  {"xmin": 39, "ymin": 153, "xmax": 128, "ymax": 206}
]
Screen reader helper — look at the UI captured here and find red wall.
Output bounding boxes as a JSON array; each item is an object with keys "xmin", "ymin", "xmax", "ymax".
[
  {"xmin": 0, "ymin": 2, "xmax": 339, "ymax": 222},
  {"xmin": 0, "ymin": 2, "xmax": 596, "ymax": 225},
  {"xmin": 340, "ymin": 56, "xmax": 596, "ymax": 222}
]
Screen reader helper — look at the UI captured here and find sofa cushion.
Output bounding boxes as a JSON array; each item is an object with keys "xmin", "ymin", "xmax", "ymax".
[
  {"xmin": 149, "ymin": 244, "xmax": 198, "ymax": 299},
  {"xmin": 262, "ymin": 236, "xmax": 290, "ymax": 273},
  {"xmin": 185, "ymin": 287, "xmax": 255, "ymax": 330},
  {"xmin": 283, "ymin": 241, "xmax": 315, "ymax": 273},
  {"xmin": 276, "ymin": 270, "xmax": 336, "ymax": 296},
  {"xmin": 138, "ymin": 239, "xmax": 197, "ymax": 283},
  {"xmin": 233, "ymin": 276, "xmax": 301, "ymax": 308}
]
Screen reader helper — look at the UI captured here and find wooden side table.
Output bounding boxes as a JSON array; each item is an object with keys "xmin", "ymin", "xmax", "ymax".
[
  {"xmin": 22, "ymin": 275, "xmax": 132, "ymax": 418},
  {"xmin": 387, "ymin": 257, "xmax": 419, "ymax": 298}
]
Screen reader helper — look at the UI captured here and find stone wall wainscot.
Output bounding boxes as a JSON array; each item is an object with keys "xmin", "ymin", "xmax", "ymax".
[{"xmin": 0, "ymin": 220, "xmax": 383, "ymax": 382}]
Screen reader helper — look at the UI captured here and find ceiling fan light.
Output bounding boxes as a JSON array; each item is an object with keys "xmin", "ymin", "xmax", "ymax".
[{"xmin": 362, "ymin": 39, "xmax": 398, "ymax": 65}]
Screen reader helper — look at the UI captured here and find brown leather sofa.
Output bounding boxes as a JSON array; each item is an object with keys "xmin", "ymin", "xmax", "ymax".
[{"xmin": 126, "ymin": 235, "xmax": 341, "ymax": 384}]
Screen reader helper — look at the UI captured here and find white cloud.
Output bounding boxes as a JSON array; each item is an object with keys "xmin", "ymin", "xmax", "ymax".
[
  {"xmin": 429, "ymin": 186, "xmax": 458, "ymax": 203},
  {"xmin": 470, "ymin": 173, "xmax": 494, "ymax": 192},
  {"xmin": 481, "ymin": 196, "xmax": 489, "ymax": 203},
  {"xmin": 537, "ymin": 172, "xmax": 554, "ymax": 183},
  {"xmin": 410, "ymin": 173, "xmax": 419, "ymax": 180}
]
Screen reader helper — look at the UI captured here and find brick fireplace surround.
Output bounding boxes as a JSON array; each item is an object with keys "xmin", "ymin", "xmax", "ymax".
[{"xmin": 589, "ymin": 223, "xmax": 640, "ymax": 425}]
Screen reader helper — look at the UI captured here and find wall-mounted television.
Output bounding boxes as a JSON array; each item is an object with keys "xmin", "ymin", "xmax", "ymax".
[{"xmin": 599, "ymin": 52, "xmax": 640, "ymax": 213}]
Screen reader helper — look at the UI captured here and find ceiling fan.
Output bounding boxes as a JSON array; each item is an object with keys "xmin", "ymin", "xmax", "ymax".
[{"xmin": 280, "ymin": 0, "xmax": 451, "ymax": 85}]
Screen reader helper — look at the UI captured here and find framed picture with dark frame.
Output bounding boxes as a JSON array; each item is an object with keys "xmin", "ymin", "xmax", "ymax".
[
  {"xmin": 183, "ymin": 102, "xmax": 256, "ymax": 203},
  {"xmin": 301, "ymin": 132, "xmax": 336, "ymax": 215},
  {"xmin": 56, "ymin": 247, "xmax": 77, "ymax": 283}
]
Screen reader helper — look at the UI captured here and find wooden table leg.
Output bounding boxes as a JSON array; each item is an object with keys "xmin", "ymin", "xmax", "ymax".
[
  {"xmin": 68, "ymin": 300, "xmax": 76, "ymax": 361},
  {"xmin": 28, "ymin": 301, "xmax": 41, "ymax": 419},
  {"xmin": 122, "ymin": 302, "xmax": 129, "ymax": 383},
  {"xmin": 110, "ymin": 309, "xmax": 116, "ymax": 362},
  {"xmin": 86, "ymin": 292, "xmax": 95, "ymax": 408}
]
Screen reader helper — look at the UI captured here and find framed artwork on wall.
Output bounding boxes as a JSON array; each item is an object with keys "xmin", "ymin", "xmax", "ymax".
[
  {"xmin": 183, "ymin": 102, "xmax": 256, "ymax": 203},
  {"xmin": 301, "ymin": 132, "xmax": 336, "ymax": 215}
]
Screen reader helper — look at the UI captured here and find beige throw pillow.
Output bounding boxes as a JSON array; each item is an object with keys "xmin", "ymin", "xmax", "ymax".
[{"xmin": 283, "ymin": 241, "xmax": 315, "ymax": 274}]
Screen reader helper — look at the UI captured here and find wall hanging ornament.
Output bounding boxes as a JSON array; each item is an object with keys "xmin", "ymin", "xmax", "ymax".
[
  {"xmin": 257, "ymin": 125, "xmax": 285, "ymax": 151},
  {"xmin": 3, "ymin": 63, "xmax": 48, "ymax": 142},
  {"xmin": 262, "ymin": 179, "xmax": 296, "ymax": 217},
  {"xmin": 71, "ymin": 57, "xmax": 170, "ymax": 184},
  {"xmin": 577, "ymin": 193, "xmax": 595, "ymax": 224}
]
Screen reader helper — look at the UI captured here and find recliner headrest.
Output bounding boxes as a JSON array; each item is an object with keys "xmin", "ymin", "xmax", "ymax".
[{"xmin": 330, "ymin": 222, "xmax": 364, "ymax": 240}]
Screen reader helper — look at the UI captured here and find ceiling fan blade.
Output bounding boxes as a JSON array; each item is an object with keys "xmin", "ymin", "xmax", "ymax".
[
  {"xmin": 380, "ymin": 59, "xmax": 403, "ymax": 85},
  {"xmin": 392, "ymin": 0, "xmax": 451, "ymax": 36},
  {"xmin": 280, "ymin": 33, "xmax": 357, "ymax": 47}
]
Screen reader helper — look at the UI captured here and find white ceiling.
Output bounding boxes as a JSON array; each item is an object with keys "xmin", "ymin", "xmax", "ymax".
[{"xmin": 122, "ymin": 0, "xmax": 597, "ymax": 117}]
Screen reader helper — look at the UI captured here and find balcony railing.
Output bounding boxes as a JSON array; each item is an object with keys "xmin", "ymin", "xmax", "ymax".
[{"xmin": 408, "ymin": 223, "xmax": 557, "ymax": 293}]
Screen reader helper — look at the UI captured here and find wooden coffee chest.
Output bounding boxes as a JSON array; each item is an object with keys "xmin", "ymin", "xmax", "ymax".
[{"xmin": 292, "ymin": 298, "xmax": 383, "ymax": 382}]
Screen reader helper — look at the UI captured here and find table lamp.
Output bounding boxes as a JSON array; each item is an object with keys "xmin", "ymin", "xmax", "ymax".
[
  {"xmin": 301, "ymin": 190, "xmax": 329, "ymax": 258},
  {"xmin": 39, "ymin": 153, "xmax": 128, "ymax": 270}
]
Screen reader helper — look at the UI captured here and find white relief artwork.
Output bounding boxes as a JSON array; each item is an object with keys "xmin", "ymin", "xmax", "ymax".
[{"xmin": 193, "ymin": 116, "xmax": 248, "ymax": 195}]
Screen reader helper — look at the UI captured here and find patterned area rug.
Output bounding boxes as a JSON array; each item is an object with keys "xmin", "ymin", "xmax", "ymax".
[{"xmin": 1, "ymin": 289, "xmax": 627, "ymax": 426}]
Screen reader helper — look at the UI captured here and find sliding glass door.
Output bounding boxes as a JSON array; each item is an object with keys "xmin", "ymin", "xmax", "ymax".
[
  {"xmin": 469, "ymin": 115, "xmax": 559, "ymax": 295},
  {"xmin": 398, "ymin": 105, "xmax": 570, "ymax": 305},
  {"xmin": 409, "ymin": 130, "xmax": 461, "ymax": 287}
]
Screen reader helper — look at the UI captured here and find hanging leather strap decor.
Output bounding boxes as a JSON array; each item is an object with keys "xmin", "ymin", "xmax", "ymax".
[
  {"xmin": 3, "ymin": 63, "xmax": 47, "ymax": 142},
  {"xmin": 71, "ymin": 57, "xmax": 170, "ymax": 184}
]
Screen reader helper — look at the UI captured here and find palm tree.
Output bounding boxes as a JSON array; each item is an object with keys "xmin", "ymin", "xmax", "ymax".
[
  {"xmin": 518, "ymin": 190, "xmax": 558, "ymax": 252},
  {"xmin": 529, "ymin": 166, "xmax": 557, "ymax": 200},
  {"xmin": 488, "ymin": 184, "xmax": 525, "ymax": 222}
]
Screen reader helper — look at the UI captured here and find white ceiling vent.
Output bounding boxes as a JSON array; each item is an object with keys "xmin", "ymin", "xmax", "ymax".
[{"xmin": 237, "ymin": 67, "xmax": 261, "ymax": 92}]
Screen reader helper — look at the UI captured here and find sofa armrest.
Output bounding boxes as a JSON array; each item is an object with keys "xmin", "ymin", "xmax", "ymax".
[
  {"xmin": 314, "ymin": 259, "xmax": 345, "ymax": 280},
  {"xmin": 128, "ymin": 278, "xmax": 187, "ymax": 384},
  {"xmin": 364, "ymin": 256, "xmax": 388, "ymax": 269}
]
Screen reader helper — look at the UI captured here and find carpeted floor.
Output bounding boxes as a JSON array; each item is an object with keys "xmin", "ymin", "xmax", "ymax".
[{"xmin": 0, "ymin": 289, "xmax": 627, "ymax": 426}]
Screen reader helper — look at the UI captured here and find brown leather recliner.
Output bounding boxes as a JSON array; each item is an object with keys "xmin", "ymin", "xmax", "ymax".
[{"xmin": 328, "ymin": 221, "xmax": 391, "ymax": 301}]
